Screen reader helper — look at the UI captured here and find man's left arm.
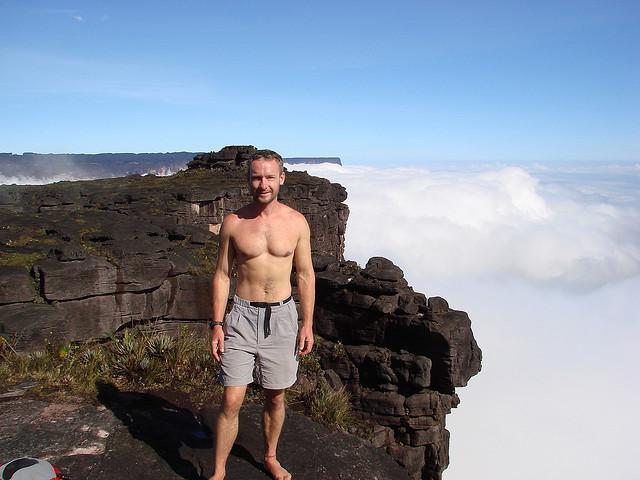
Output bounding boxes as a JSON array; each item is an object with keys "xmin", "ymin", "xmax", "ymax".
[{"xmin": 294, "ymin": 215, "xmax": 315, "ymax": 356}]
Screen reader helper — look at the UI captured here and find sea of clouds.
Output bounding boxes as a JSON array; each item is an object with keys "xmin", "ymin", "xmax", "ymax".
[
  {"xmin": 290, "ymin": 163, "xmax": 640, "ymax": 290},
  {"xmin": 288, "ymin": 161, "xmax": 639, "ymax": 480}
]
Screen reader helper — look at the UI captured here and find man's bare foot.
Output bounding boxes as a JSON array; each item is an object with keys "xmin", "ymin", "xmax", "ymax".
[{"xmin": 264, "ymin": 455, "xmax": 292, "ymax": 480}]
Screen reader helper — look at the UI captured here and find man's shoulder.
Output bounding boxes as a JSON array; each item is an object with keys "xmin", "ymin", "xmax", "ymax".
[
  {"xmin": 279, "ymin": 203, "xmax": 308, "ymax": 225},
  {"xmin": 223, "ymin": 211, "xmax": 240, "ymax": 223},
  {"xmin": 225, "ymin": 203, "xmax": 255, "ymax": 222},
  {"xmin": 220, "ymin": 211, "xmax": 243, "ymax": 234}
]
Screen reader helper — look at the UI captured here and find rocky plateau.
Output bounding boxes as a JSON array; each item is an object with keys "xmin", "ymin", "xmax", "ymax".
[{"xmin": 0, "ymin": 145, "xmax": 482, "ymax": 479}]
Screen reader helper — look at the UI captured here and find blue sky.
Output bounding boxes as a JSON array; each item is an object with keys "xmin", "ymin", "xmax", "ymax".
[{"xmin": 1, "ymin": 0, "xmax": 638, "ymax": 163}]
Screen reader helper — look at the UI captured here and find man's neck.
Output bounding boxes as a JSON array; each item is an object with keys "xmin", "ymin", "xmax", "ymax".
[{"xmin": 252, "ymin": 198, "xmax": 280, "ymax": 217}]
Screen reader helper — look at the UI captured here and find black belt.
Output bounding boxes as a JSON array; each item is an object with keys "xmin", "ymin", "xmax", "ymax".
[{"xmin": 250, "ymin": 296, "xmax": 292, "ymax": 338}]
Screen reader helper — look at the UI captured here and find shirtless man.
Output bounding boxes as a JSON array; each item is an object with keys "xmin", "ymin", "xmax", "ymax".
[{"xmin": 209, "ymin": 150, "xmax": 315, "ymax": 480}]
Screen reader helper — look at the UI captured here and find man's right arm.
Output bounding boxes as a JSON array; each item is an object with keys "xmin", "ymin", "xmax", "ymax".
[{"xmin": 211, "ymin": 216, "xmax": 235, "ymax": 361}]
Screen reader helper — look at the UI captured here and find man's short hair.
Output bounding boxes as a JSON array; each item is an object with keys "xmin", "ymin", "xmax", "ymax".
[{"xmin": 248, "ymin": 149, "xmax": 284, "ymax": 178}]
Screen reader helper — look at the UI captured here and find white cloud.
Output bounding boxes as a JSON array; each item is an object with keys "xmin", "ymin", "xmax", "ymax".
[
  {"xmin": 289, "ymin": 161, "xmax": 640, "ymax": 480},
  {"xmin": 0, "ymin": 173, "xmax": 89, "ymax": 185},
  {"xmin": 72, "ymin": 15, "xmax": 85, "ymax": 22},
  {"xmin": 0, "ymin": 154, "xmax": 94, "ymax": 185},
  {"xmin": 289, "ymin": 163, "xmax": 640, "ymax": 291},
  {"xmin": 443, "ymin": 275, "xmax": 640, "ymax": 480}
]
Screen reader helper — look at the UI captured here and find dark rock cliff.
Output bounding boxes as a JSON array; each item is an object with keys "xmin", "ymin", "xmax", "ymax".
[
  {"xmin": 313, "ymin": 257, "xmax": 481, "ymax": 479},
  {"xmin": 0, "ymin": 146, "xmax": 481, "ymax": 480}
]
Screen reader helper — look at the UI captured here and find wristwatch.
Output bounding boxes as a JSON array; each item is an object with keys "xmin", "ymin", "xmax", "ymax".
[{"xmin": 208, "ymin": 320, "xmax": 225, "ymax": 328}]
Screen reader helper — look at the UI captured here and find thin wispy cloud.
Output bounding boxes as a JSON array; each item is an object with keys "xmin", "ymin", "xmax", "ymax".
[{"xmin": 28, "ymin": 7, "xmax": 85, "ymax": 22}]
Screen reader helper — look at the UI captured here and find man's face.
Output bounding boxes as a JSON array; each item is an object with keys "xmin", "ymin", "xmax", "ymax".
[{"xmin": 249, "ymin": 158, "xmax": 285, "ymax": 205}]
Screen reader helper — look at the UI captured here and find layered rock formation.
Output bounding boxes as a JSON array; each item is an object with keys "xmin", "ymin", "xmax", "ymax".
[
  {"xmin": 0, "ymin": 146, "xmax": 481, "ymax": 479},
  {"xmin": 314, "ymin": 257, "xmax": 481, "ymax": 479},
  {"xmin": 0, "ymin": 149, "xmax": 348, "ymax": 349}
]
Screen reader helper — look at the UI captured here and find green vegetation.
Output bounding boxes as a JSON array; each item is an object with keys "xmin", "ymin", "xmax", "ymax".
[
  {"xmin": 0, "ymin": 252, "xmax": 46, "ymax": 268},
  {"xmin": 76, "ymin": 227, "xmax": 117, "ymax": 263},
  {"xmin": 0, "ymin": 328, "xmax": 361, "ymax": 432},
  {"xmin": 331, "ymin": 340, "xmax": 347, "ymax": 359},
  {"xmin": 298, "ymin": 347, "xmax": 323, "ymax": 376},
  {"xmin": 79, "ymin": 242, "xmax": 116, "ymax": 264},
  {"xmin": 0, "ymin": 326, "xmax": 222, "ymax": 404},
  {"xmin": 0, "ymin": 225, "xmax": 55, "ymax": 268},
  {"xmin": 7, "ymin": 234, "xmax": 56, "ymax": 248},
  {"xmin": 287, "ymin": 344, "xmax": 364, "ymax": 434},
  {"xmin": 307, "ymin": 384, "xmax": 356, "ymax": 431}
]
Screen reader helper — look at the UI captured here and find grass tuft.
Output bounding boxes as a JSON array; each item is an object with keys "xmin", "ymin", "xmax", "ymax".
[{"xmin": 307, "ymin": 384, "xmax": 356, "ymax": 432}]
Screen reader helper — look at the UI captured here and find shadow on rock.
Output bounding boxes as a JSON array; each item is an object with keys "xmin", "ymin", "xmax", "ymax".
[
  {"xmin": 95, "ymin": 382, "xmax": 410, "ymax": 480},
  {"xmin": 96, "ymin": 381, "xmax": 213, "ymax": 479}
]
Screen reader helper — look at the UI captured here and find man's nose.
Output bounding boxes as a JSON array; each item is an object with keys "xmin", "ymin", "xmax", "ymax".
[{"xmin": 260, "ymin": 178, "xmax": 268, "ymax": 188}]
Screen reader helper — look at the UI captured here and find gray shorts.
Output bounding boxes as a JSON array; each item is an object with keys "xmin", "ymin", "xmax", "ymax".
[{"xmin": 219, "ymin": 295, "xmax": 300, "ymax": 390}]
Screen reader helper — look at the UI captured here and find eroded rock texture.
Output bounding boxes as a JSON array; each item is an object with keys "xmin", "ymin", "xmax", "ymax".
[
  {"xmin": 314, "ymin": 257, "xmax": 481, "ymax": 480},
  {"xmin": 0, "ymin": 147, "xmax": 348, "ymax": 348},
  {"xmin": 0, "ymin": 146, "xmax": 481, "ymax": 479}
]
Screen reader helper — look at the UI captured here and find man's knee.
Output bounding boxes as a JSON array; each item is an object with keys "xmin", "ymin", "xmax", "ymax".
[
  {"xmin": 263, "ymin": 388, "xmax": 286, "ymax": 410},
  {"xmin": 221, "ymin": 386, "xmax": 246, "ymax": 416}
]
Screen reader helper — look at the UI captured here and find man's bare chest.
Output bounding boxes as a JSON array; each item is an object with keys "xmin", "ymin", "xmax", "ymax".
[{"xmin": 232, "ymin": 221, "xmax": 297, "ymax": 260}]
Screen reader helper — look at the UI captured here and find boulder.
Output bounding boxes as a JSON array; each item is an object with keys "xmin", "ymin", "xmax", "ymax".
[{"xmin": 35, "ymin": 257, "xmax": 117, "ymax": 301}]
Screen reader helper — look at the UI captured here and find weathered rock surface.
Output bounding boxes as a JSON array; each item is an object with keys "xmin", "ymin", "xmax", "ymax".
[
  {"xmin": 0, "ymin": 266, "xmax": 34, "ymax": 304},
  {"xmin": 313, "ymin": 257, "xmax": 481, "ymax": 479},
  {"xmin": 0, "ymin": 147, "xmax": 348, "ymax": 349},
  {"xmin": 0, "ymin": 384, "xmax": 409, "ymax": 480}
]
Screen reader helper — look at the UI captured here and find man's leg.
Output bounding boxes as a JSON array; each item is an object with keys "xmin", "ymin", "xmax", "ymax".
[
  {"xmin": 262, "ymin": 388, "xmax": 292, "ymax": 480},
  {"xmin": 210, "ymin": 385, "xmax": 247, "ymax": 480}
]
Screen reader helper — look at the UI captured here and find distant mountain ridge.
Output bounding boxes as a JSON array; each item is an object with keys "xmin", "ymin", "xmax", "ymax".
[
  {"xmin": 285, "ymin": 157, "xmax": 342, "ymax": 165},
  {"xmin": 0, "ymin": 152, "xmax": 342, "ymax": 182}
]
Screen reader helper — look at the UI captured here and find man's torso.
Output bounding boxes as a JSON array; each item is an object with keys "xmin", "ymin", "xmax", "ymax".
[{"xmin": 229, "ymin": 204, "xmax": 300, "ymax": 302}]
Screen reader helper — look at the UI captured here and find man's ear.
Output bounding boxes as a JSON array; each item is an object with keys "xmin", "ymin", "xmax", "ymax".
[{"xmin": 280, "ymin": 172, "xmax": 285, "ymax": 185}]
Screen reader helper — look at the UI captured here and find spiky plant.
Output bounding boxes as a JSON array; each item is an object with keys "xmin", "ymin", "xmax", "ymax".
[{"xmin": 308, "ymin": 384, "xmax": 356, "ymax": 432}]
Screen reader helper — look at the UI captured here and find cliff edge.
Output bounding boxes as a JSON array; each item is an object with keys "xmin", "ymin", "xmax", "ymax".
[{"xmin": 0, "ymin": 146, "xmax": 481, "ymax": 480}]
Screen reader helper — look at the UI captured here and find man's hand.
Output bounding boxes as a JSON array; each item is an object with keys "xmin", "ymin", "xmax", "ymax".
[
  {"xmin": 297, "ymin": 324, "xmax": 314, "ymax": 356},
  {"xmin": 211, "ymin": 326, "xmax": 225, "ymax": 362}
]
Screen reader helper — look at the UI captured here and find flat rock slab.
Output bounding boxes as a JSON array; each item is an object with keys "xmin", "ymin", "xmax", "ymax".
[{"xmin": 0, "ymin": 385, "xmax": 409, "ymax": 480}]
